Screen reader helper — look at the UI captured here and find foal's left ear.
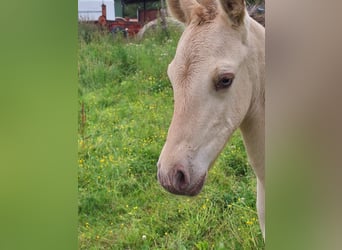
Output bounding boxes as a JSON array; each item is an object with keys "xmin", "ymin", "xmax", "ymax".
[{"xmin": 219, "ymin": 0, "xmax": 246, "ymax": 27}]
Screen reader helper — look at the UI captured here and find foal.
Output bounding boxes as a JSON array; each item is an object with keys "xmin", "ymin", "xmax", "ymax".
[{"xmin": 157, "ymin": 0, "xmax": 265, "ymax": 238}]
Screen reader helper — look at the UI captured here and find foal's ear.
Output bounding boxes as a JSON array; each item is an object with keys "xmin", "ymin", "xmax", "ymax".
[
  {"xmin": 167, "ymin": 0, "xmax": 199, "ymax": 23},
  {"xmin": 219, "ymin": 0, "xmax": 246, "ymax": 27}
]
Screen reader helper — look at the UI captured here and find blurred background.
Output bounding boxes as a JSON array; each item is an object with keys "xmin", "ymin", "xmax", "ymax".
[{"xmin": 1, "ymin": 0, "xmax": 342, "ymax": 249}]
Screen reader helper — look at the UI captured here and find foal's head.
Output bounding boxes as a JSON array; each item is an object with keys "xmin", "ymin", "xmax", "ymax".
[{"xmin": 157, "ymin": 0, "xmax": 264, "ymax": 196}]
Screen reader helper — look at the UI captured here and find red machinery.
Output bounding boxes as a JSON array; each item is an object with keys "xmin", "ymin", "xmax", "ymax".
[{"xmin": 96, "ymin": 4, "xmax": 159, "ymax": 36}]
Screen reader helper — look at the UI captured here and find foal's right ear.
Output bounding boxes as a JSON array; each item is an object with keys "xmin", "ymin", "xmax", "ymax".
[
  {"xmin": 167, "ymin": 0, "xmax": 199, "ymax": 24},
  {"xmin": 219, "ymin": 0, "xmax": 246, "ymax": 27}
]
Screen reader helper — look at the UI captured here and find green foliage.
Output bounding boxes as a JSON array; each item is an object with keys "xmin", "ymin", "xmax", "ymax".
[
  {"xmin": 78, "ymin": 25, "xmax": 264, "ymax": 249},
  {"xmin": 124, "ymin": 2, "xmax": 161, "ymax": 18},
  {"xmin": 246, "ymin": 0, "xmax": 265, "ymax": 6}
]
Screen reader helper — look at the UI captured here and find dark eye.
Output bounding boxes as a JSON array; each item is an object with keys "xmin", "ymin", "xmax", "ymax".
[{"xmin": 215, "ymin": 73, "xmax": 235, "ymax": 90}]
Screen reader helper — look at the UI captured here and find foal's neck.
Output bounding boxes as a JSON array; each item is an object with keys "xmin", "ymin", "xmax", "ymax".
[
  {"xmin": 240, "ymin": 102, "xmax": 265, "ymax": 183},
  {"xmin": 239, "ymin": 20, "xmax": 265, "ymax": 183}
]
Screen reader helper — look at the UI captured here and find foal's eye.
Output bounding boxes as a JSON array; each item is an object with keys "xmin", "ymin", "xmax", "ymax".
[{"xmin": 215, "ymin": 73, "xmax": 235, "ymax": 90}]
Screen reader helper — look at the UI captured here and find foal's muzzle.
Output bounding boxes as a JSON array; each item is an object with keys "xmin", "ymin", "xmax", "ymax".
[{"xmin": 157, "ymin": 163, "xmax": 206, "ymax": 196}]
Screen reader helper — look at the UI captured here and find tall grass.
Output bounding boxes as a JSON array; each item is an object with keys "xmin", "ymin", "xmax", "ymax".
[{"xmin": 78, "ymin": 23, "xmax": 264, "ymax": 249}]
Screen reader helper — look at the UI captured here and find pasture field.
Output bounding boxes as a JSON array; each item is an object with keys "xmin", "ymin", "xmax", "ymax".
[{"xmin": 78, "ymin": 23, "xmax": 264, "ymax": 249}]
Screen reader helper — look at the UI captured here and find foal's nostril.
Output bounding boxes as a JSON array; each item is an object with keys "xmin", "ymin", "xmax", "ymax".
[
  {"xmin": 173, "ymin": 165, "xmax": 190, "ymax": 191},
  {"xmin": 175, "ymin": 170, "xmax": 186, "ymax": 188}
]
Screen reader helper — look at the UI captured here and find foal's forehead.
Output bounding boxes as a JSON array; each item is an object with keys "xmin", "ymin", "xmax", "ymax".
[
  {"xmin": 169, "ymin": 25, "xmax": 219, "ymax": 85},
  {"xmin": 174, "ymin": 22, "xmax": 240, "ymax": 68},
  {"xmin": 176, "ymin": 24, "xmax": 222, "ymax": 59},
  {"xmin": 169, "ymin": 19, "xmax": 246, "ymax": 85}
]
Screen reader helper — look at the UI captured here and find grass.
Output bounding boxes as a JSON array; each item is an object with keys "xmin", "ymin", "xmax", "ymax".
[{"xmin": 78, "ymin": 22, "xmax": 264, "ymax": 249}]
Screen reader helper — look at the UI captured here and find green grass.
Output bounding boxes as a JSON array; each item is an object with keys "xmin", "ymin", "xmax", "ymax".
[{"xmin": 78, "ymin": 23, "xmax": 264, "ymax": 249}]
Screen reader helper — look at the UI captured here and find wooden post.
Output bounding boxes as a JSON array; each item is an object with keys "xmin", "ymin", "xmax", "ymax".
[
  {"xmin": 160, "ymin": 0, "xmax": 168, "ymax": 35},
  {"xmin": 143, "ymin": 0, "xmax": 146, "ymax": 23}
]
